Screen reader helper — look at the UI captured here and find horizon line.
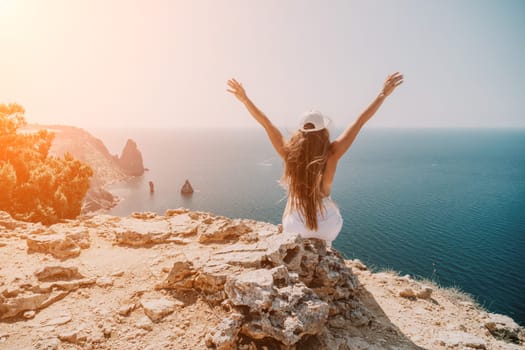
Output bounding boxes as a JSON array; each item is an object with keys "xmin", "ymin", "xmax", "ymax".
[
  {"xmin": 26, "ymin": 122, "xmax": 525, "ymax": 131},
  {"xmin": 83, "ymin": 125, "xmax": 525, "ymax": 130}
]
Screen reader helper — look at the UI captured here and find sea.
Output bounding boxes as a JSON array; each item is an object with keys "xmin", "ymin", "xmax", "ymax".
[{"xmin": 90, "ymin": 127, "xmax": 525, "ymax": 326}]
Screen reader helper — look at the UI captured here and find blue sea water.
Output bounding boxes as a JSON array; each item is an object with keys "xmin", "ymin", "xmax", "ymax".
[{"xmin": 91, "ymin": 127, "xmax": 525, "ymax": 326}]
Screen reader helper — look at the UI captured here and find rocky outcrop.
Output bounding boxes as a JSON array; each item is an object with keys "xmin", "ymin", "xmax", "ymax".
[
  {"xmin": 485, "ymin": 314, "xmax": 525, "ymax": 344},
  {"xmin": 34, "ymin": 266, "xmax": 84, "ymax": 281},
  {"xmin": 0, "ymin": 209, "xmax": 524, "ymax": 350},
  {"xmin": 158, "ymin": 234, "xmax": 368, "ymax": 348},
  {"xmin": 118, "ymin": 139, "xmax": 145, "ymax": 176},
  {"xmin": 26, "ymin": 225, "xmax": 91, "ymax": 260},
  {"xmin": 0, "ymin": 263, "xmax": 95, "ymax": 320}
]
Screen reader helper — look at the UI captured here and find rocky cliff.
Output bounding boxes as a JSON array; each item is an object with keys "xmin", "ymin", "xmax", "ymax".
[
  {"xmin": 25, "ymin": 125, "xmax": 144, "ymax": 212},
  {"xmin": 0, "ymin": 210, "xmax": 523, "ymax": 350}
]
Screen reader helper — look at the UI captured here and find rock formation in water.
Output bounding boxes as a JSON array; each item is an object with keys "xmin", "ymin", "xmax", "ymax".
[
  {"xmin": 181, "ymin": 179, "xmax": 194, "ymax": 195},
  {"xmin": 118, "ymin": 139, "xmax": 145, "ymax": 177},
  {"xmin": 0, "ymin": 209, "xmax": 523, "ymax": 349},
  {"xmin": 149, "ymin": 181, "xmax": 155, "ymax": 194}
]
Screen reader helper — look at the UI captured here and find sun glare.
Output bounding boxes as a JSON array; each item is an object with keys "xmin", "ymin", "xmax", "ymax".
[
  {"xmin": 0, "ymin": 0, "xmax": 14, "ymax": 10},
  {"xmin": 0, "ymin": 0, "xmax": 18, "ymax": 17}
]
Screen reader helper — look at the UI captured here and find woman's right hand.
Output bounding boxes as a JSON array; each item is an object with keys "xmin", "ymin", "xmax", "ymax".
[
  {"xmin": 227, "ymin": 78, "xmax": 249, "ymax": 103},
  {"xmin": 382, "ymin": 72, "xmax": 404, "ymax": 97}
]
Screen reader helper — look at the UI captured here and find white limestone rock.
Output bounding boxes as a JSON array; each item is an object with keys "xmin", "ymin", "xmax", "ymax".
[
  {"xmin": 34, "ymin": 265, "xmax": 83, "ymax": 281},
  {"xmin": 436, "ymin": 330, "xmax": 487, "ymax": 349},
  {"xmin": 141, "ymin": 297, "xmax": 179, "ymax": 322}
]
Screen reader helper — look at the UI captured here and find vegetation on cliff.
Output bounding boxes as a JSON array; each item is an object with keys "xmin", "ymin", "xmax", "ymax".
[{"xmin": 0, "ymin": 103, "xmax": 93, "ymax": 224}]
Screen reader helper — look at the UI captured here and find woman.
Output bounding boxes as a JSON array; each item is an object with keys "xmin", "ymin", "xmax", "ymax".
[{"xmin": 227, "ymin": 73, "xmax": 403, "ymax": 247}]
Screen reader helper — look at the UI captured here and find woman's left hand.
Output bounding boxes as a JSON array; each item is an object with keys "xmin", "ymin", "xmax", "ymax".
[
  {"xmin": 227, "ymin": 78, "xmax": 249, "ymax": 103},
  {"xmin": 382, "ymin": 72, "xmax": 404, "ymax": 97}
]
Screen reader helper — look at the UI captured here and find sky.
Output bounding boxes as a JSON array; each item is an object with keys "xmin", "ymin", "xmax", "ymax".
[{"xmin": 0, "ymin": 0, "xmax": 524, "ymax": 129}]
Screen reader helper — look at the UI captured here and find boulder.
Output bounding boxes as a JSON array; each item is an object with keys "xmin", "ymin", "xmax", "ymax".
[
  {"xmin": 266, "ymin": 232, "xmax": 305, "ymax": 272},
  {"xmin": 26, "ymin": 234, "xmax": 82, "ymax": 260},
  {"xmin": 162, "ymin": 260, "xmax": 196, "ymax": 290},
  {"xmin": 141, "ymin": 298, "xmax": 180, "ymax": 322},
  {"xmin": 34, "ymin": 266, "xmax": 84, "ymax": 281},
  {"xmin": 485, "ymin": 313, "xmax": 525, "ymax": 344}
]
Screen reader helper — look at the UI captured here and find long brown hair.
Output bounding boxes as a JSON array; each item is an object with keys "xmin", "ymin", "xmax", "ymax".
[{"xmin": 283, "ymin": 128, "xmax": 331, "ymax": 230}]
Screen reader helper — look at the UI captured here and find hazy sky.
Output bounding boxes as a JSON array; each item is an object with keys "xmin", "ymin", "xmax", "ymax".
[{"xmin": 1, "ymin": 0, "xmax": 524, "ymax": 129}]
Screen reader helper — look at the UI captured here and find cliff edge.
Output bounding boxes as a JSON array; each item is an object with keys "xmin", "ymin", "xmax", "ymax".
[{"xmin": 0, "ymin": 210, "xmax": 523, "ymax": 350}]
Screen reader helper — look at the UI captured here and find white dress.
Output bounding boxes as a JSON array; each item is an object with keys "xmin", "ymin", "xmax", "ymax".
[{"xmin": 282, "ymin": 196, "xmax": 343, "ymax": 248}]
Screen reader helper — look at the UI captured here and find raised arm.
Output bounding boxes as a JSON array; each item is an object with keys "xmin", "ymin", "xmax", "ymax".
[
  {"xmin": 331, "ymin": 72, "xmax": 404, "ymax": 160},
  {"xmin": 227, "ymin": 78, "xmax": 286, "ymax": 159}
]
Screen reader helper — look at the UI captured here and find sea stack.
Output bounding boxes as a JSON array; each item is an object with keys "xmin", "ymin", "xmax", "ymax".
[
  {"xmin": 181, "ymin": 179, "xmax": 194, "ymax": 195},
  {"xmin": 149, "ymin": 181, "xmax": 155, "ymax": 193},
  {"xmin": 118, "ymin": 139, "xmax": 145, "ymax": 176}
]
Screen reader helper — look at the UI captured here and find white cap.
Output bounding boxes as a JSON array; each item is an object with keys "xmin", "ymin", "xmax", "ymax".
[{"xmin": 299, "ymin": 111, "xmax": 330, "ymax": 132}]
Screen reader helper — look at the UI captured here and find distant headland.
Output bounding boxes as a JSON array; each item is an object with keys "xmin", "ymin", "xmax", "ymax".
[{"xmin": 25, "ymin": 125, "xmax": 145, "ymax": 213}]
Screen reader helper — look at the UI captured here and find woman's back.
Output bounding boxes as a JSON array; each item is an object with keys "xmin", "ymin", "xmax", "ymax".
[{"xmin": 282, "ymin": 115, "xmax": 332, "ymax": 231}]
